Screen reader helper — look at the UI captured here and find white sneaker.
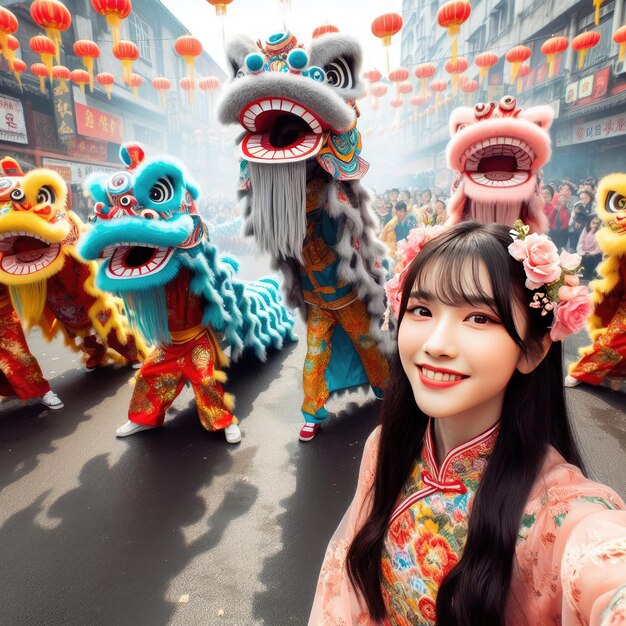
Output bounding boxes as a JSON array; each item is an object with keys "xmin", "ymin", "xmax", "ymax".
[
  {"xmin": 40, "ymin": 390, "xmax": 64, "ymax": 410},
  {"xmin": 116, "ymin": 420, "xmax": 157, "ymax": 437},
  {"xmin": 224, "ymin": 423, "xmax": 241, "ymax": 444},
  {"xmin": 564, "ymin": 375, "xmax": 582, "ymax": 388}
]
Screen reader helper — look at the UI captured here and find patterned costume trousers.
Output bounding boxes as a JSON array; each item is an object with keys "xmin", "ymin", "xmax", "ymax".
[
  {"xmin": 128, "ymin": 329, "xmax": 235, "ymax": 432},
  {"xmin": 80, "ymin": 330, "xmax": 140, "ymax": 368},
  {"xmin": 569, "ymin": 303, "xmax": 626, "ymax": 384},
  {"xmin": 302, "ymin": 298, "xmax": 389, "ymax": 421},
  {"xmin": 0, "ymin": 308, "xmax": 50, "ymax": 399}
]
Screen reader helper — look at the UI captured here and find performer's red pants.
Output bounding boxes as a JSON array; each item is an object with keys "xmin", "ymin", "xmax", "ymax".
[
  {"xmin": 128, "ymin": 330, "xmax": 235, "ymax": 431},
  {"xmin": 0, "ymin": 308, "xmax": 50, "ymax": 399}
]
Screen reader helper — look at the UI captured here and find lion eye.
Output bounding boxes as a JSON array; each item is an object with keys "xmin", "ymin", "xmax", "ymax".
[
  {"xmin": 474, "ymin": 102, "xmax": 490, "ymax": 118},
  {"xmin": 605, "ymin": 191, "xmax": 626, "ymax": 214},
  {"xmin": 36, "ymin": 186, "xmax": 56, "ymax": 205},
  {"xmin": 149, "ymin": 177, "xmax": 174, "ymax": 204},
  {"xmin": 499, "ymin": 95, "xmax": 516, "ymax": 111},
  {"xmin": 10, "ymin": 188, "xmax": 25, "ymax": 202}
]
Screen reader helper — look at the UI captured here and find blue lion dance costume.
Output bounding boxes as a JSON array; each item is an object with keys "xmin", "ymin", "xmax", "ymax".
[{"xmin": 79, "ymin": 144, "xmax": 296, "ymax": 441}]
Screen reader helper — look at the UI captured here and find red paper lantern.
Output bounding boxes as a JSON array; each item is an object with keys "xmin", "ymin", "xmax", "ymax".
[
  {"xmin": 363, "ymin": 69, "xmax": 382, "ymax": 84},
  {"xmin": 429, "ymin": 78, "xmax": 448, "ymax": 109},
  {"xmin": 445, "ymin": 56, "xmax": 468, "ymax": 95},
  {"xmin": 0, "ymin": 7, "xmax": 18, "ymax": 62},
  {"xmin": 614, "ymin": 25, "xmax": 626, "ymax": 62},
  {"xmin": 70, "ymin": 68, "xmax": 90, "ymax": 94},
  {"xmin": 174, "ymin": 35, "xmax": 203, "ymax": 82},
  {"xmin": 207, "ymin": 0, "xmax": 233, "ymax": 17},
  {"xmin": 437, "ymin": 1, "xmax": 471, "ymax": 62},
  {"xmin": 113, "ymin": 40, "xmax": 139, "ymax": 82},
  {"xmin": 151, "ymin": 76, "xmax": 171, "ymax": 106},
  {"xmin": 0, "ymin": 33, "xmax": 19, "ymax": 67},
  {"xmin": 312, "ymin": 23, "xmax": 339, "ymax": 39},
  {"xmin": 31, "ymin": 62, "xmax": 50, "ymax": 93},
  {"xmin": 91, "ymin": 0, "xmax": 132, "ymax": 47},
  {"xmin": 540, "ymin": 36, "xmax": 568, "ymax": 78},
  {"xmin": 73, "ymin": 39, "xmax": 100, "ymax": 92},
  {"xmin": 370, "ymin": 82, "xmax": 387, "ymax": 110},
  {"xmin": 460, "ymin": 79, "xmax": 478, "ymax": 93},
  {"xmin": 30, "ymin": 0, "xmax": 71, "ymax": 63},
  {"xmin": 414, "ymin": 63, "xmax": 436, "ymax": 97},
  {"xmin": 475, "ymin": 51, "xmax": 498, "ymax": 85},
  {"xmin": 371, "ymin": 13, "xmax": 403, "ymax": 71},
  {"xmin": 397, "ymin": 81, "xmax": 413, "ymax": 95},
  {"xmin": 199, "ymin": 76, "xmax": 220, "ymax": 91},
  {"xmin": 180, "ymin": 76, "xmax": 195, "ymax": 103},
  {"xmin": 125, "ymin": 72, "xmax": 142, "ymax": 97},
  {"xmin": 572, "ymin": 31, "xmax": 600, "ymax": 69},
  {"xmin": 96, "ymin": 71, "xmax": 115, "ymax": 99},
  {"xmin": 388, "ymin": 66, "xmax": 409, "ymax": 99},
  {"xmin": 410, "ymin": 95, "xmax": 430, "ymax": 106},
  {"xmin": 52, "ymin": 64, "xmax": 70, "ymax": 92},
  {"xmin": 30, "ymin": 35, "xmax": 56, "ymax": 77},
  {"xmin": 517, "ymin": 63, "xmax": 531, "ymax": 92},
  {"xmin": 389, "ymin": 98, "xmax": 403, "ymax": 108},
  {"xmin": 11, "ymin": 57, "xmax": 26, "ymax": 91},
  {"xmin": 505, "ymin": 45, "xmax": 531, "ymax": 82}
]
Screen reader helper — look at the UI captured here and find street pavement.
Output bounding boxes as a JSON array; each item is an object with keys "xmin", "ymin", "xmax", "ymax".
[{"xmin": 0, "ymin": 253, "xmax": 624, "ymax": 626}]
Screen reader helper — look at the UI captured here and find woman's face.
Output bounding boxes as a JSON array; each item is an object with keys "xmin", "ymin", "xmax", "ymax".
[
  {"xmin": 398, "ymin": 260, "xmax": 526, "ymax": 428},
  {"xmin": 435, "ymin": 201, "xmax": 445, "ymax": 214},
  {"xmin": 590, "ymin": 217, "xmax": 601, "ymax": 232}
]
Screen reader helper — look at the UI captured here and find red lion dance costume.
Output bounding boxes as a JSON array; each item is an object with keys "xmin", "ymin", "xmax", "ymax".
[{"xmin": 0, "ymin": 159, "xmax": 146, "ymax": 375}]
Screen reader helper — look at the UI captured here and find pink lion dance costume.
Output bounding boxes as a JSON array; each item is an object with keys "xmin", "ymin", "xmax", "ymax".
[{"xmin": 446, "ymin": 96, "xmax": 553, "ymax": 233}]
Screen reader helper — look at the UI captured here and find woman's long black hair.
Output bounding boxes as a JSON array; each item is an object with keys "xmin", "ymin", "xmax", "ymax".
[{"xmin": 346, "ymin": 221, "xmax": 586, "ymax": 625}]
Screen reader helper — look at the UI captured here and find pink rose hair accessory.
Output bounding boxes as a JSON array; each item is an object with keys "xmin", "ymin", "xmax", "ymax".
[
  {"xmin": 384, "ymin": 225, "xmax": 447, "ymax": 319},
  {"xmin": 507, "ymin": 220, "xmax": 593, "ymax": 341}
]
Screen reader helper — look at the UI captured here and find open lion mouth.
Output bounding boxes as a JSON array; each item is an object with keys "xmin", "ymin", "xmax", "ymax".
[
  {"xmin": 102, "ymin": 242, "xmax": 175, "ymax": 279},
  {"xmin": 239, "ymin": 97, "xmax": 327, "ymax": 163},
  {"xmin": 461, "ymin": 137, "xmax": 536, "ymax": 188},
  {"xmin": 0, "ymin": 231, "xmax": 61, "ymax": 275}
]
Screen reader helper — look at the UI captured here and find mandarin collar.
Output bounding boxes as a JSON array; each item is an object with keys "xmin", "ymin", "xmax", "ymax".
[{"xmin": 423, "ymin": 418, "xmax": 500, "ymax": 486}]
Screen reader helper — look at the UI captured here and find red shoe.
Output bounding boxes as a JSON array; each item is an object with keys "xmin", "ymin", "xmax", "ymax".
[{"xmin": 299, "ymin": 422, "xmax": 320, "ymax": 442}]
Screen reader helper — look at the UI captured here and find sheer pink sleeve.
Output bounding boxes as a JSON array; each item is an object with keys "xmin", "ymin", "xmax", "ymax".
[
  {"xmin": 308, "ymin": 427, "xmax": 381, "ymax": 626},
  {"xmin": 561, "ymin": 509, "xmax": 626, "ymax": 626}
]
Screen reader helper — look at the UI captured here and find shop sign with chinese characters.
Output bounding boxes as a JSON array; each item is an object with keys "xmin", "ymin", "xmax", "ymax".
[
  {"xmin": 75, "ymin": 104, "xmax": 124, "ymax": 143},
  {"xmin": 42, "ymin": 157, "xmax": 117, "ymax": 184},
  {"xmin": 0, "ymin": 95, "xmax": 28, "ymax": 144},
  {"xmin": 556, "ymin": 112, "xmax": 626, "ymax": 146}
]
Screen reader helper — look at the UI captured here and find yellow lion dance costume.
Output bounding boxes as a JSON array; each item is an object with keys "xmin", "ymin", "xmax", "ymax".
[
  {"xmin": 0, "ymin": 157, "xmax": 146, "ymax": 368},
  {"xmin": 566, "ymin": 173, "xmax": 626, "ymax": 388}
]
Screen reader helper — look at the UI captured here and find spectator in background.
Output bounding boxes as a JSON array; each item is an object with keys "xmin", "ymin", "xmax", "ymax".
[
  {"xmin": 399, "ymin": 189, "xmax": 413, "ymax": 212},
  {"xmin": 559, "ymin": 182, "xmax": 577, "ymax": 211},
  {"xmin": 576, "ymin": 189, "xmax": 595, "ymax": 216},
  {"xmin": 542, "ymin": 185, "xmax": 556, "ymax": 219},
  {"xmin": 547, "ymin": 192, "xmax": 570, "ymax": 250},
  {"xmin": 379, "ymin": 201, "xmax": 417, "ymax": 260},
  {"xmin": 389, "ymin": 188, "xmax": 400, "ymax": 206},
  {"xmin": 568, "ymin": 201, "xmax": 591, "ymax": 251},
  {"xmin": 576, "ymin": 215, "xmax": 602, "ymax": 281},
  {"xmin": 432, "ymin": 198, "xmax": 448, "ymax": 225}
]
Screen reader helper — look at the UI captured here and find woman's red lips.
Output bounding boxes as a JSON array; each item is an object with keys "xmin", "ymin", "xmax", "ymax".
[{"xmin": 417, "ymin": 364, "xmax": 468, "ymax": 389}]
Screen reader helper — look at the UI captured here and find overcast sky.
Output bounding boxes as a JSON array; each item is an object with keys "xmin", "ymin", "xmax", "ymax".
[{"xmin": 160, "ymin": 0, "xmax": 404, "ymax": 75}]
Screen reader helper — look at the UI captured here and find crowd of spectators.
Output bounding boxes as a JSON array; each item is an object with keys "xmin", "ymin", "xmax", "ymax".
[{"xmin": 542, "ymin": 176, "xmax": 602, "ymax": 280}]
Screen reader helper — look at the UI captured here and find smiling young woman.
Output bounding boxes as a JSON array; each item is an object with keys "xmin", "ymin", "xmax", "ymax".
[{"xmin": 309, "ymin": 221, "xmax": 626, "ymax": 626}]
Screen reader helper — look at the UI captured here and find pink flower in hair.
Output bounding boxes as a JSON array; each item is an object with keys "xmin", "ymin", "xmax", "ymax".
[
  {"xmin": 550, "ymin": 285, "xmax": 593, "ymax": 341},
  {"xmin": 508, "ymin": 233, "xmax": 561, "ymax": 289}
]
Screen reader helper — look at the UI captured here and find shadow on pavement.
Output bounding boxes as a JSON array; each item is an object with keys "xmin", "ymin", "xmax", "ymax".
[
  {"xmin": 0, "ymin": 366, "xmax": 135, "ymax": 493},
  {"xmin": 252, "ymin": 399, "xmax": 379, "ymax": 625},
  {"xmin": 0, "ymin": 417, "xmax": 259, "ymax": 626}
]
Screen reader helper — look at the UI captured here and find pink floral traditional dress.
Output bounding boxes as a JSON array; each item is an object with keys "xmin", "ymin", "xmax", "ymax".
[{"xmin": 309, "ymin": 423, "xmax": 626, "ymax": 625}]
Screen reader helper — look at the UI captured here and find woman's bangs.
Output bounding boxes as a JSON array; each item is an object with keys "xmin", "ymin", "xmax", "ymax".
[{"xmin": 410, "ymin": 239, "xmax": 497, "ymax": 311}]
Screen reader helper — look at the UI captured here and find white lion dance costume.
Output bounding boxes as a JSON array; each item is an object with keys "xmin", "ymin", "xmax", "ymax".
[{"xmin": 217, "ymin": 30, "xmax": 391, "ymax": 438}]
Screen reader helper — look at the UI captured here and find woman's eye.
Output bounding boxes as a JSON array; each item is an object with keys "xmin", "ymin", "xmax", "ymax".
[
  {"xmin": 467, "ymin": 314, "xmax": 493, "ymax": 325},
  {"xmin": 407, "ymin": 304, "xmax": 431, "ymax": 317}
]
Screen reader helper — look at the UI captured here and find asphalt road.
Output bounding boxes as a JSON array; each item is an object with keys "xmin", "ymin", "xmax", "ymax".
[{"xmin": 0, "ymin": 253, "xmax": 624, "ymax": 626}]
